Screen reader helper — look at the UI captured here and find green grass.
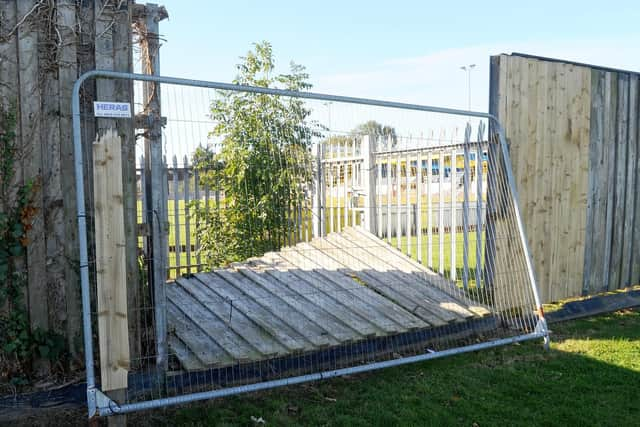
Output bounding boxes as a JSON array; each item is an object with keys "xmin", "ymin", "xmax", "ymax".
[
  {"xmin": 389, "ymin": 232, "xmax": 485, "ymax": 289},
  {"xmin": 131, "ymin": 308, "xmax": 640, "ymax": 426}
]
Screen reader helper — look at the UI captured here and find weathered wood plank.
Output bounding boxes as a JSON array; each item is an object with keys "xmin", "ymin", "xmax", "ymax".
[
  {"xmin": 293, "ymin": 241, "xmax": 443, "ymax": 325},
  {"xmin": 55, "ymin": 0, "xmax": 83, "ymax": 362},
  {"xmin": 111, "ymin": 0, "xmax": 139, "ymax": 366},
  {"xmin": 305, "ymin": 238, "xmax": 448, "ymax": 325},
  {"xmin": 622, "ymin": 75, "xmax": 638, "ymax": 287},
  {"xmin": 250, "ymin": 263, "xmax": 385, "ymax": 337},
  {"xmin": 273, "ymin": 249, "xmax": 427, "ymax": 331},
  {"xmin": 166, "ymin": 301, "xmax": 232, "ymax": 367},
  {"xmin": 0, "ymin": 1, "xmax": 18, "ymax": 110},
  {"xmin": 255, "ymin": 252, "xmax": 409, "ymax": 334},
  {"xmin": 190, "ymin": 273, "xmax": 310, "ymax": 352},
  {"xmin": 328, "ymin": 231, "xmax": 473, "ymax": 321},
  {"xmin": 631, "ymin": 77, "xmax": 640, "ymax": 285},
  {"xmin": 345, "ymin": 227, "xmax": 490, "ymax": 317},
  {"xmin": 174, "ymin": 277, "xmax": 289, "ymax": 356},
  {"xmin": 573, "ymin": 66, "xmax": 592, "ymax": 296},
  {"xmin": 236, "ymin": 267, "xmax": 361, "ymax": 343},
  {"xmin": 584, "ymin": 69, "xmax": 607, "ymax": 294},
  {"xmin": 485, "ymin": 55, "xmax": 502, "ymax": 293},
  {"xmin": 167, "ymin": 335, "xmax": 206, "ymax": 371},
  {"xmin": 211, "ymin": 270, "xmax": 337, "ymax": 347},
  {"xmin": 609, "ymin": 74, "xmax": 629, "ymax": 290},
  {"xmin": 17, "ymin": 0, "xmax": 49, "ymax": 347},
  {"xmin": 346, "ymin": 226, "xmax": 460, "ymax": 296},
  {"xmin": 137, "ymin": 3, "xmax": 169, "ymax": 368},
  {"xmin": 166, "ymin": 284, "xmax": 260, "ymax": 362},
  {"xmin": 602, "ymin": 72, "xmax": 618, "ymax": 291}
]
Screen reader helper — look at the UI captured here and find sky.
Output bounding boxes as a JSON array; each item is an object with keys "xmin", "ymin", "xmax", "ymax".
[{"xmin": 153, "ymin": 0, "xmax": 640, "ymax": 158}]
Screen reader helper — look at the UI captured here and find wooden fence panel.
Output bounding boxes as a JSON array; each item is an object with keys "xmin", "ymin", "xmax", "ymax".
[{"xmin": 491, "ymin": 53, "xmax": 640, "ymax": 302}]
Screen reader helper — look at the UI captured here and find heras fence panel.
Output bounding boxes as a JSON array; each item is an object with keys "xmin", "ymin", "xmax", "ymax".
[{"xmin": 72, "ymin": 70, "xmax": 549, "ymax": 418}]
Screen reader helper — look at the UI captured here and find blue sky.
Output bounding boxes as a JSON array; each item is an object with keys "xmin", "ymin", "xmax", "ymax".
[
  {"xmin": 154, "ymin": 1, "xmax": 640, "ymax": 158},
  {"xmin": 159, "ymin": 1, "xmax": 640, "ymax": 108}
]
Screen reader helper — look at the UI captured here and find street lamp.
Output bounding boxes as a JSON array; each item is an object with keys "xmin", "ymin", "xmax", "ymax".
[{"xmin": 460, "ymin": 64, "xmax": 476, "ymax": 110}]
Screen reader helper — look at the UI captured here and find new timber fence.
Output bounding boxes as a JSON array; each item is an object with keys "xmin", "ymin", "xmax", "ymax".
[
  {"xmin": 74, "ymin": 70, "xmax": 549, "ymax": 418},
  {"xmin": 491, "ymin": 53, "xmax": 640, "ymax": 302}
]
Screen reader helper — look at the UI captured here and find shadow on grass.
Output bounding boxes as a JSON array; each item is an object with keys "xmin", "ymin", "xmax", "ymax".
[{"xmin": 125, "ymin": 310, "xmax": 639, "ymax": 427}]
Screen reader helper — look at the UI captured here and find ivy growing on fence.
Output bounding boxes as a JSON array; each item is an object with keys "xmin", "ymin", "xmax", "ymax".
[{"xmin": 0, "ymin": 104, "xmax": 65, "ymax": 385}]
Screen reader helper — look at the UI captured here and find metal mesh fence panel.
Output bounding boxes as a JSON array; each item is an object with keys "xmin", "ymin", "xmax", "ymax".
[{"xmin": 72, "ymin": 70, "xmax": 549, "ymax": 417}]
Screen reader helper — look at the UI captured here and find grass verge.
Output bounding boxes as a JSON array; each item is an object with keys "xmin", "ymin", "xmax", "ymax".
[{"xmin": 127, "ymin": 308, "xmax": 640, "ymax": 426}]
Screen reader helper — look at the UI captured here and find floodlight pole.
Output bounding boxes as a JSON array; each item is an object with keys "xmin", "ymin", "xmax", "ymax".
[{"xmin": 460, "ymin": 64, "xmax": 476, "ymax": 110}]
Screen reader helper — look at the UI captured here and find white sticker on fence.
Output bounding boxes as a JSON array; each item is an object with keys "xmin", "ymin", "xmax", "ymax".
[{"xmin": 93, "ymin": 101, "xmax": 131, "ymax": 118}]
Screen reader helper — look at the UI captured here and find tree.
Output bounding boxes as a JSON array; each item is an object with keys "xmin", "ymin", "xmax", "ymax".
[
  {"xmin": 322, "ymin": 121, "xmax": 398, "ymax": 157},
  {"xmin": 351, "ymin": 120, "xmax": 397, "ymax": 149},
  {"xmin": 192, "ymin": 42, "xmax": 321, "ymax": 267}
]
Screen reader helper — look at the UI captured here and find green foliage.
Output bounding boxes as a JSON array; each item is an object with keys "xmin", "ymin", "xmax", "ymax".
[
  {"xmin": 323, "ymin": 120, "xmax": 397, "ymax": 158},
  {"xmin": 0, "ymin": 104, "xmax": 66, "ymax": 383},
  {"xmin": 351, "ymin": 120, "xmax": 397, "ymax": 149},
  {"xmin": 192, "ymin": 42, "xmax": 322, "ymax": 267}
]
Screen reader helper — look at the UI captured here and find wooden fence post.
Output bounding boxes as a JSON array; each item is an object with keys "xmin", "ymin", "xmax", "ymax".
[
  {"xmin": 136, "ymin": 2, "xmax": 169, "ymax": 370},
  {"xmin": 93, "ymin": 129, "xmax": 130, "ymax": 394}
]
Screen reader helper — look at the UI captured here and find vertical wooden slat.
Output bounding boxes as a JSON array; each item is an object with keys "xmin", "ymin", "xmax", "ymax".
[
  {"xmin": 609, "ymin": 74, "xmax": 629, "ymax": 290},
  {"xmin": 17, "ymin": 0, "xmax": 49, "ymax": 344},
  {"xmin": 532, "ymin": 59, "xmax": 550, "ymax": 298},
  {"xmin": 56, "ymin": 0, "xmax": 83, "ymax": 361},
  {"xmin": 583, "ymin": 69, "xmax": 605, "ymax": 294},
  {"xmin": 547, "ymin": 60, "xmax": 562, "ymax": 301},
  {"xmin": 0, "ymin": 2, "xmax": 18, "ymax": 108},
  {"xmin": 484, "ymin": 55, "xmax": 501, "ymax": 292},
  {"xmin": 93, "ymin": 130, "xmax": 129, "ymax": 392},
  {"xmin": 602, "ymin": 72, "xmax": 618, "ymax": 292},
  {"xmin": 543, "ymin": 59, "xmax": 559, "ymax": 301},
  {"xmin": 139, "ymin": 3, "xmax": 168, "ymax": 369},
  {"xmin": 629, "ymin": 76, "xmax": 640, "ymax": 285},
  {"xmin": 621, "ymin": 76, "xmax": 637, "ymax": 286},
  {"xmin": 111, "ymin": 0, "xmax": 138, "ymax": 370},
  {"xmin": 39, "ymin": 0, "xmax": 65, "ymax": 342}
]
